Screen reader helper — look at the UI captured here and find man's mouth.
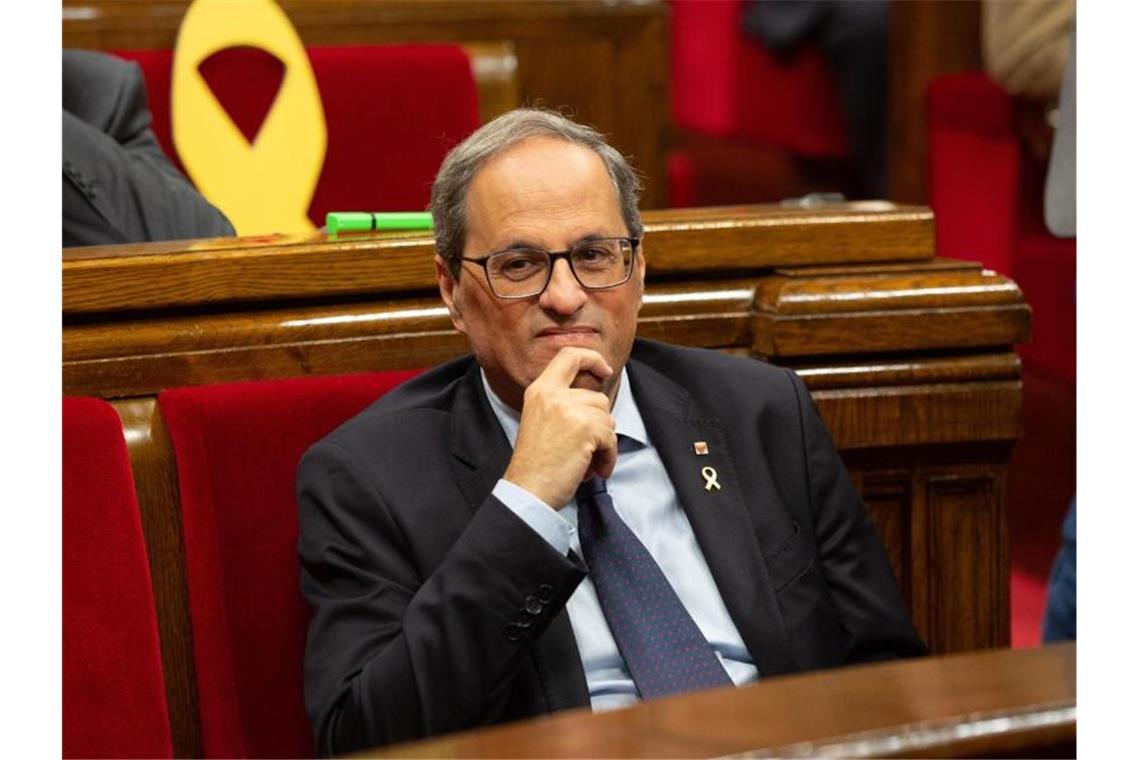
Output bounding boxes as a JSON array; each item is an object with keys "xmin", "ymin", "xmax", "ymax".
[{"xmin": 535, "ymin": 327, "xmax": 601, "ymax": 346}]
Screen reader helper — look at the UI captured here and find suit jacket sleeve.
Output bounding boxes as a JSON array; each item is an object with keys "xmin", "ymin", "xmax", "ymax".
[
  {"xmin": 785, "ymin": 368, "xmax": 928, "ymax": 662},
  {"xmin": 62, "ymin": 49, "xmax": 235, "ymax": 245},
  {"xmin": 297, "ymin": 438, "xmax": 586, "ymax": 756}
]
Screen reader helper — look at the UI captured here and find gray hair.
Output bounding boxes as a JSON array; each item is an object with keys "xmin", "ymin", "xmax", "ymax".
[{"xmin": 430, "ymin": 108, "xmax": 644, "ymax": 276}]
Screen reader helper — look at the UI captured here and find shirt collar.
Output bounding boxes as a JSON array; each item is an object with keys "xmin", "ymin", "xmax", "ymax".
[{"xmin": 481, "ymin": 365, "xmax": 649, "ymax": 450}]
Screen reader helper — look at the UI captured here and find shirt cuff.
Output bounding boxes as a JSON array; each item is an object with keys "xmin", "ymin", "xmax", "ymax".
[{"xmin": 493, "ymin": 479, "xmax": 573, "ymax": 555}]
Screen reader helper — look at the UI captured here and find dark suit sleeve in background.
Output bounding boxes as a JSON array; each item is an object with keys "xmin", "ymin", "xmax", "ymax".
[{"xmin": 63, "ymin": 49, "xmax": 234, "ymax": 246}]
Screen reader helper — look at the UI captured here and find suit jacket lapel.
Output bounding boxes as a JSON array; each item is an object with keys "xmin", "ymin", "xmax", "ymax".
[
  {"xmin": 448, "ymin": 361, "xmax": 590, "ymax": 711},
  {"xmin": 627, "ymin": 359, "xmax": 798, "ymax": 677}
]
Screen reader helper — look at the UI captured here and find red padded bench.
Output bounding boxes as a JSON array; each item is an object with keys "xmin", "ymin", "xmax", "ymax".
[
  {"xmin": 63, "ymin": 397, "xmax": 173, "ymax": 759},
  {"xmin": 157, "ymin": 369, "xmax": 422, "ymax": 757}
]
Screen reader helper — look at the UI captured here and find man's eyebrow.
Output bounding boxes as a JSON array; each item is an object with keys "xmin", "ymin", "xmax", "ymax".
[{"xmin": 495, "ymin": 233, "xmax": 611, "ymax": 252}]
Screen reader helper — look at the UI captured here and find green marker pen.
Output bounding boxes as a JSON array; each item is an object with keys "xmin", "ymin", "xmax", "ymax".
[{"xmin": 326, "ymin": 211, "xmax": 434, "ymax": 235}]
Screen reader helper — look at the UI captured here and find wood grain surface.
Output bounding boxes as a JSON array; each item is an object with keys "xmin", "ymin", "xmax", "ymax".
[
  {"xmin": 354, "ymin": 644, "xmax": 1074, "ymax": 759},
  {"xmin": 62, "ymin": 204, "xmax": 934, "ymax": 315}
]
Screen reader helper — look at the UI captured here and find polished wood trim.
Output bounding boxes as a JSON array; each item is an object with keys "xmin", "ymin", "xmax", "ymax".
[
  {"xmin": 753, "ymin": 261, "xmax": 1029, "ymax": 358},
  {"xmin": 112, "ymin": 398, "xmax": 201, "ymax": 759},
  {"xmin": 62, "ymin": 278, "xmax": 756, "ymax": 398},
  {"xmin": 62, "ymin": 204, "xmax": 933, "ymax": 315},
  {"xmin": 792, "ymin": 353, "xmax": 1022, "ymax": 390},
  {"xmin": 355, "ymin": 644, "xmax": 1075, "ymax": 758},
  {"xmin": 643, "ymin": 203, "xmax": 933, "ymax": 273},
  {"xmin": 812, "ymin": 381, "xmax": 1021, "ymax": 450}
]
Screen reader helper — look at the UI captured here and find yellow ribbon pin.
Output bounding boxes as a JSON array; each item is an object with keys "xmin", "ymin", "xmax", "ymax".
[
  {"xmin": 172, "ymin": 0, "xmax": 327, "ymax": 235},
  {"xmin": 702, "ymin": 466, "xmax": 721, "ymax": 492}
]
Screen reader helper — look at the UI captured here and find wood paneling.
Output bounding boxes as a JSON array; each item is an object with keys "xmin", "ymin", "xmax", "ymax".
[
  {"xmin": 922, "ymin": 467, "xmax": 1010, "ymax": 652},
  {"xmin": 357, "ymin": 645, "xmax": 1074, "ymax": 759},
  {"xmin": 62, "ymin": 0, "xmax": 671, "ymax": 206}
]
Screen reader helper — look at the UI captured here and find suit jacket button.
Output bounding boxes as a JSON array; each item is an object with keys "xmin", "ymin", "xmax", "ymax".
[
  {"xmin": 523, "ymin": 595, "xmax": 543, "ymax": 616},
  {"xmin": 537, "ymin": 584, "xmax": 553, "ymax": 603},
  {"xmin": 506, "ymin": 623, "xmax": 525, "ymax": 642}
]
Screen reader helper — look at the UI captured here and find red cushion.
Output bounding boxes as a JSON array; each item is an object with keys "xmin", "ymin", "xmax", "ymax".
[
  {"xmin": 158, "ymin": 370, "xmax": 421, "ymax": 758},
  {"xmin": 927, "ymin": 73, "xmax": 1020, "ymax": 276},
  {"xmin": 1016, "ymin": 231, "xmax": 1077, "ymax": 388},
  {"xmin": 63, "ymin": 398, "xmax": 172, "ymax": 759},
  {"xmin": 112, "ymin": 44, "xmax": 480, "ymax": 227},
  {"xmin": 670, "ymin": 0, "xmax": 847, "ymax": 156}
]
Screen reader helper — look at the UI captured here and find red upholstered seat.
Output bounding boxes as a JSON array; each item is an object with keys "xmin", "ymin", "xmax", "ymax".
[
  {"xmin": 63, "ymin": 397, "xmax": 173, "ymax": 759},
  {"xmin": 113, "ymin": 44, "xmax": 480, "ymax": 227},
  {"xmin": 671, "ymin": 0, "xmax": 846, "ymax": 154},
  {"xmin": 668, "ymin": 0, "xmax": 847, "ymax": 207},
  {"xmin": 158, "ymin": 370, "xmax": 421, "ymax": 758}
]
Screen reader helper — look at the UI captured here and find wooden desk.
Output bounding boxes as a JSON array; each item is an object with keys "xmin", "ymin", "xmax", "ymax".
[
  {"xmin": 357, "ymin": 643, "xmax": 1075, "ymax": 758},
  {"xmin": 62, "ymin": 203, "xmax": 1029, "ymax": 756}
]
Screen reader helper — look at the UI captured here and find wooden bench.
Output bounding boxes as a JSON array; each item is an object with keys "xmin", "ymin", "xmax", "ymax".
[{"xmin": 63, "ymin": 203, "xmax": 1029, "ymax": 756}]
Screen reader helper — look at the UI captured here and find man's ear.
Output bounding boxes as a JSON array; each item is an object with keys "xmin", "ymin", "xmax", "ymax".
[{"xmin": 436, "ymin": 256, "xmax": 467, "ymax": 333}]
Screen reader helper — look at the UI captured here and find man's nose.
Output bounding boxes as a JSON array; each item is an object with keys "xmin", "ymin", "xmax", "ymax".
[{"xmin": 539, "ymin": 258, "xmax": 588, "ymax": 313}]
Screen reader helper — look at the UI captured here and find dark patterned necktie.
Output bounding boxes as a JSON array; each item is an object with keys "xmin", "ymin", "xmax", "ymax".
[{"xmin": 576, "ymin": 476, "xmax": 733, "ymax": 699}]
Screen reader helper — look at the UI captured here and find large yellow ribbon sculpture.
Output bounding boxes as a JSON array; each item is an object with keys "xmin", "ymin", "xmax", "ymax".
[{"xmin": 172, "ymin": 0, "xmax": 327, "ymax": 235}]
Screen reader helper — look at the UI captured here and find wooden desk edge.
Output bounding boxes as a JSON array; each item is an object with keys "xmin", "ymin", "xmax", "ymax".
[{"xmin": 355, "ymin": 644, "xmax": 1075, "ymax": 759}]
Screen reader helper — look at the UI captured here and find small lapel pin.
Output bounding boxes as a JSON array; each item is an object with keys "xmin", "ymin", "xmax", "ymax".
[
  {"xmin": 701, "ymin": 466, "xmax": 721, "ymax": 492},
  {"xmin": 693, "ymin": 441, "xmax": 709, "ymax": 456}
]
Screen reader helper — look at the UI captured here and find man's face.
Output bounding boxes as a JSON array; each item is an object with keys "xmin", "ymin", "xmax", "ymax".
[{"xmin": 437, "ymin": 136, "xmax": 646, "ymax": 411}]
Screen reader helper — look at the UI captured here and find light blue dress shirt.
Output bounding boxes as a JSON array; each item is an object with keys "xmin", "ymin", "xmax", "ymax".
[{"xmin": 483, "ymin": 369, "xmax": 759, "ymax": 711}]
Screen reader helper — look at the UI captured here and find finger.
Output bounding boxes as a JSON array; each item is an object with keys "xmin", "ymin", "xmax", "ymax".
[
  {"xmin": 565, "ymin": 388, "xmax": 613, "ymax": 411},
  {"xmin": 540, "ymin": 347, "xmax": 613, "ymax": 388},
  {"xmin": 592, "ymin": 430, "xmax": 620, "ymax": 478}
]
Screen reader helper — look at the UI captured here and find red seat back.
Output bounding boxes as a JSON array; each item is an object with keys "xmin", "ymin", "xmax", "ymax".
[
  {"xmin": 113, "ymin": 44, "xmax": 480, "ymax": 227},
  {"xmin": 63, "ymin": 397, "xmax": 173, "ymax": 759},
  {"xmin": 927, "ymin": 73, "xmax": 1020, "ymax": 276},
  {"xmin": 670, "ymin": 0, "xmax": 847, "ymax": 156},
  {"xmin": 158, "ymin": 370, "xmax": 421, "ymax": 757}
]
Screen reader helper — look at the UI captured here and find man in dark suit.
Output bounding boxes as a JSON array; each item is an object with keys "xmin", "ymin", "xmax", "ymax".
[
  {"xmin": 63, "ymin": 49, "xmax": 234, "ymax": 247},
  {"xmin": 297, "ymin": 109, "xmax": 925, "ymax": 756}
]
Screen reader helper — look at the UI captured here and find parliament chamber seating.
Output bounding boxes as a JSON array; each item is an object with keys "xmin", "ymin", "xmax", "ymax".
[
  {"xmin": 63, "ymin": 398, "xmax": 173, "ymax": 759},
  {"xmin": 63, "ymin": 202, "xmax": 1049, "ymax": 755},
  {"xmin": 927, "ymin": 72, "xmax": 1076, "ymax": 648},
  {"xmin": 112, "ymin": 44, "xmax": 483, "ymax": 227},
  {"xmin": 157, "ymin": 370, "xmax": 421, "ymax": 757}
]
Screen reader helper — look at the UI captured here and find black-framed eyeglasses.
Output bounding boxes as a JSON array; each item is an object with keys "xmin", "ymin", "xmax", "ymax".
[{"xmin": 460, "ymin": 237, "xmax": 640, "ymax": 299}]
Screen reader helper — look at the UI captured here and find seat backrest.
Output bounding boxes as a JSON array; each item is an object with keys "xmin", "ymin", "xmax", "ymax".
[
  {"xmin": 113, "ymin": 44, "xmax": 480, "ymax": 228},
  {"xmin": 926, "ymin": 72, "xmax": 1019, "ymax": 276},
  {"xmin": 157, "ymin": 370, "xmax": 421, "ymax": 758},
  {"xmin": 670, "ymin": 0, "xmax": 847, "ymax": 156},
  {"xmin": 63, "ymin": 397, "xmax": 173, "ymax": 759}
]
